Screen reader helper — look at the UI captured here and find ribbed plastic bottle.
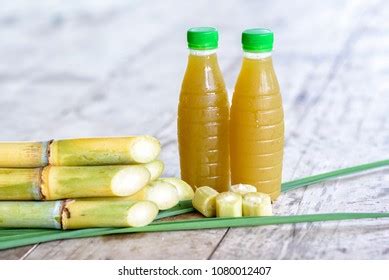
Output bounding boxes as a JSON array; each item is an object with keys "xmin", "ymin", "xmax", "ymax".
[
  {"xmin": 177, "ymin": 27, "xmax": 230, "ymax": 192},
  {"xmin": 230, "ymin": 28, "xmax": 284, "ymax": 200}
]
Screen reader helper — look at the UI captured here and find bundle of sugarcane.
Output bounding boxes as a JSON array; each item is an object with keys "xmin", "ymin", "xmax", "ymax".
[{"xmin": 0, "ymin": 136, "xmax": 194, "ymax": 229}]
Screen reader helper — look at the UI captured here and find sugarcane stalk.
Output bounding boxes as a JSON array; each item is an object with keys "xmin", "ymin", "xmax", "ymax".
[
  {"xmin": 242, "ymin": 192, "xmax": 273, "ymax": 216},
  {"xmin": 49, "ymin": 136, "xmax": 160, "ymax": 166},
  {"xmin": 0, "ymin": 168, "xmax": 43, "ymax": 200},
  {"xmin": 41, "ymin": 165, "xmax": 150, "ymax": 200},
  {"xmin": 0, "ymin": 161, "xmax": 160, "ymax": 201},
  {"xmin": 159, "ymin": 177, "xmax": 194, "ymax": 201},
  {"xmin": 0, "ymin": 141, "xmax": 49, "ymax": 168},
  {"xmin": 84, "ymin": 180, "xmax": 180, "ymax": 210},
  {"xmin": 62, "ymin": 200, "xmax": 159, "ymax": 229},
  {"xmin": 192, "ymin": 186, "xmax": 219, "ymax": 217},
  {"xmin": 0, "ymin": 201, "xmax": 63, "ymax": 229},
  {"xmin": 229, "ymin": 183, "xmax": 257, "ymax": 196},
  {"xmin": 216, "ymin": 192, "xmax": 242, "ymax": 218},
  {"xmin": 143, "ymin": 160, "xmax": 164, "ymax": 181},
  {"xmin": 123, "ymin": 179, "xmax": 179, "ymax": 210}
]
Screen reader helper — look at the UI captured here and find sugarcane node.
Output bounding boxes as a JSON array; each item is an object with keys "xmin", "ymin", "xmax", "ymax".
[
  {"xmin": 47, "ymin": 139, "xmax": 54, "ymax": 163},
  {"xmin": 58, "ymin": 200, "xmax": 66, "ymax": 229},
  {"xmin": 64, "ymin": 206, "xmax": 71, "ymax": 219},
  {"xmin": 40, "ymin": 166, "xmax": 50, "ymax": 200},
  {"xmin": 38, "ymin": 167, "xmax": 46, "ymax": 200}
]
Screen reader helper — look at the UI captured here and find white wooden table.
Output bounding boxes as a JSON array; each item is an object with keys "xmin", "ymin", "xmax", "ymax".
[{"xmin": 0, "ymin": 0, "xmax": 388, "ymax": 259}]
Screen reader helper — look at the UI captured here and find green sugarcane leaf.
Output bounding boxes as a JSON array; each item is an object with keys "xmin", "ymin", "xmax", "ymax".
[
  {"xmin": 281, "ymin": 159, "xmax": 389, "ymax": 192},
  {"xmin": 1, "ymin": 212, "xmax": 389, "ymax": 250}
]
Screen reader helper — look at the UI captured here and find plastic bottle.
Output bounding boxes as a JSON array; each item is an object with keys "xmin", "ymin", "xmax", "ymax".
[
  {"xmin": 178, "ymin": 27, "xmax": 230, "ymax": 192},
  {"xmin": 230, "ymin": 28, "xmax": 284, "ymax": 200}
]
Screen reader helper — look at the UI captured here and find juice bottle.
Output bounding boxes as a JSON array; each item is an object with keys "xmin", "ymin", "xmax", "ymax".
[
  {"xmin": 178, "ymin": 27, "xmax": 230, "ymax": 192},
  {"xmin": 230, "ymin": 28, "xmax": 284, "ymax": 200}
]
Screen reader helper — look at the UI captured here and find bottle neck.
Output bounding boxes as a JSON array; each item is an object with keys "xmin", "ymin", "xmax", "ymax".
[
  {"xmin": 189, "ymin": 48, "xmax": 218, "ymax": 56},
  {"xmin": 243, "ymin": 51, "xmax": 272, "ymax": 60}
]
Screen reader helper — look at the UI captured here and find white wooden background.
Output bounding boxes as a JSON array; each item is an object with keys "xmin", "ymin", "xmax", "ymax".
[{"xmin": 0, "ymin": 0, "xmax": 388, "ymax": 259}]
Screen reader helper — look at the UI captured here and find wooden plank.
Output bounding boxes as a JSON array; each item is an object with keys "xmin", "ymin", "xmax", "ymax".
[
  {"xmin": 210, "ymin": 0, "xmax": 389, "ymax": 259},
  {"xmin": 0, "ymin": 246, "xmax": 37, "ymax": 260},
  {"xmin": 24, "ymin": 213, "xmax": 227, "ymax": 260}
]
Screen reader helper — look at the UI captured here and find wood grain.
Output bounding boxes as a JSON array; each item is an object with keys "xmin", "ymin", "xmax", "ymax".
[{"xmin": 0, "ymin": 0, "xmax": 388, "ymax": 259}]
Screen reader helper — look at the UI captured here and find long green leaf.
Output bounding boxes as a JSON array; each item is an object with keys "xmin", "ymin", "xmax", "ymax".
[
  {"xmin": 1, "ymin": 212, "xmax": 388, "ymax": 250},
  {"xmin": 281, "ymin": 159, "xmax": 389, "ymax": 192},
  {"xmin": 156, "ymin": 200, "xmax": 194, "ymax": 218}
]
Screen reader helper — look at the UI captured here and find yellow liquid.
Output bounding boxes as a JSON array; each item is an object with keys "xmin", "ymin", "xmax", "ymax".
[
  {"xmin": 178, "ymin": 52, "xmax": 230, "ymax": 192},
  {"xmin": 230, "ymin": 55, "xmax": 284, "ymax": 200}
]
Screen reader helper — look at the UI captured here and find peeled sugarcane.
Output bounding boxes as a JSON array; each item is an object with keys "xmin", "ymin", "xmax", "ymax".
[
  {"xmin": 0, "ymin": 168, "xmax": 43, "ymax": 200},
  {"xmin": 41, "ymin": 165, "xmax": 151, "ymax": 200},
  {"xmin": 242, "ymin": 192, "xmax": 273, "ymax": 216},
  {"xmin": 192, "ymin": 186, "xmax": 219, "ymax": 217},
  {"xmin": 0, "ymin": 141, "xmax": 49, "ymax": 168},
  {"xmin": 159, "ymin": 177, "xmax": 194, "ymax": 201},
  {"xmin": 49, "ymin": 136, "xmax": 161, "ymax": 166},
  {"xmin": 0, "ymin": 201, "xmax": 63, "ymax": 228},
  {"xmin": 143, "ymin": 160, "xmax": 164, "ymax": 181},
  {"xmin": 229, "ymin": 183, "xmax": 257, "ymax": 196},
  {"xmin": 216, "ymin": 192, "xmax": 242, "ymax": 218},
  {"xmin": 62, "ymin": 200, "xmax": 159, "ymax": 229}
]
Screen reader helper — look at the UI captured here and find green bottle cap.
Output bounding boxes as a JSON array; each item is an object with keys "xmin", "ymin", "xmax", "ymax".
[
  {"xmin": 242, "ymin": 28, "xmax": 274, "ymax": 52},
  {"xmin": 187, "ymin": 27, "xmax": 218, "ymax": 50}
]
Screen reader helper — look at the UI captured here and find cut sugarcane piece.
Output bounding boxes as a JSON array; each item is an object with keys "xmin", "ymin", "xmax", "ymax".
[
  {"xmin": 143, "ymin": 160, "xmax": 164, "ymax": 181},
  {"xmin": 79, "ymin": 181, "xmax": 180, "ymax": 210},
  {"xmin": 41, "ymin": 165, "xmax": 150, "ymax": 200},
  {"xmin": 160, "ymin": 177, "xmax": 194, "ymax": 201},
  {"xmin": 62, "ymin": 200, "xmax": 159, "ymax": 229},
  {"xmin": 0, "ymin": 168, "xmax": 43, "ymax": 200},
  {"xmin": 216, "ymin": 192, "xmax": 242, "ymax": 218},
  {"xmin": 84, "ymin": 180, "xmax": 181, "ymax": 210},
  {"xmin": 0, "ymin": 141, "xmax": 49, "ymax": 168},
  {"xmin": 229, "ymin": 183, "xmax": 257, "ymax": 196},
  {"xmin": 243, "ymin": 192, "xmax": 273, "ymax": 216},
  {"xmin": 0, "ymin": 201, "xmax": 63, "ymax": 228},
  {"xmin": 49, "ymin": 136, "xmax": 161, "ymax": 166},
  {"xmin": 128, "ymin": 180, "xmax": 179, "ymax": 210},
  {"xmin": 192, "ymin": 186, "xmax": 219, "ymax": 217}
]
